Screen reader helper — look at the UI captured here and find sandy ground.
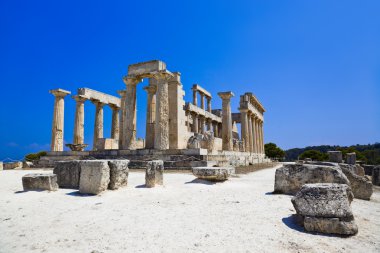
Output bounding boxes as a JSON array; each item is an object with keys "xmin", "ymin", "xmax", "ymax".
[{"xmin": 0, "ymin": 166, "xmax": 379, "ymax": 253}]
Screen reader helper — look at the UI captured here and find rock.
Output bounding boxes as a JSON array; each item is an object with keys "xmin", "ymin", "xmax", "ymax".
[
  {"xmin": 22, "ymin": 173, "xmax": 58, "ymax": 191},
  {"xmin": 4, "ymin": 162, "xmax": 23, "ymax": 170},
  {"xmin": 339, "ymin": 166, "xmax": 373, "ymax": 200},
  {"xmin": 0, "ymin": 162, "xmax": 3, "ymax": 171},
  {"xmin": 22, "ymin": 161, "xmax": 33, "ymax": 169},
  {"xmin": 187, "ymin": 134, "xmax": 203, "ymax": 149},
  {"xmin": 291, "ymin": 183, "xmax": 358, "ymax": 235},
  {"xmin": 108, "ymin": 160, "xmax": 130, "ymax": 190},
  {"xmin": 304, "ymin": 158, "xmax": 312, "ymax": 162},
  {"xmin": 201, "ymin": 131, "xmax": 215, "ymax": 152},
  {"xmin": 346, "ymin": 153, "xmax": 356, "ymax": 165},
  {"xmin": 53, "ymin": 161, "xmax": 82, "ymax": 189},
  {"xmin": 363, "ymin": 165, "xmax": 375, "ymax": 176},
  {"xmin": 338, "ymin": 163, "xmax": 365, "ymax": 177},
  {"xmin": 65, "ymin": 143, "xmax": 88, "ymax": 151},
  {"xmin": 274, "ymin": 164, "xmax": 349, "ymax": 194},
  {"xmin": 372, "ymin": 166, "xmax": 380, "ymax": 186},
  {"xmin": 328, "ymin": 151, "xmax": 343, "ymax": 163},
  {"xmin": 145, "ymin": 160, "xmax": 164, "ymax": 188},
  {"xmin": 79, "ymin": 161, "xmax": 110, "ymax": 195},
  {"xmin": 192, "ymin": 167, "xmax": 235, "ymax": 181}
]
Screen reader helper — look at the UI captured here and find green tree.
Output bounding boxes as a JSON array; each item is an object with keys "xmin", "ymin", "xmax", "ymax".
[
  {"xmin": 299, "ymin": 150, "xmax": 328, "ymax": 161},
  {"xmin": 25, "ymin": 151, "xmax": 47, "ymax": 161},
  {"xmin": 264, "ymin": 143, "xmax": 285, "ymax": 160}
]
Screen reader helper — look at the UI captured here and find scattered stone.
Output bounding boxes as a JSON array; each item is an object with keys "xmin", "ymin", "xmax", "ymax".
[
  {"xmin": 192, "ymin": 167, "xmax": 235, "ymax": 181},
  {"xmin": 346, "ymin": 153, "xmax": 356, "ymax": 165},
  {"xmin": 22, "ymin": 161, "xmax": 33, "ymax": 169},
  {"xmin": 328, "ymin": 151, "xmax": 343, "ymax": 163},
  {"xmin": 274, "ymin": 164, "xmax": 349, "ymax": 194},
  {"xmin": 372, "ymin": 166, "xmax": 380, "ymax": 186},
  {"xmin": 201, "ymin": 131, "xmax": 215, "ymax": 152},
  {"xmin": 145, "ymin": 160, "xmax": 164, "ymax": 187},
  {"xmin": 339, "ymin": 165, "xmax": 373, "ymax": 200},
  {"xmin": 187, "ymin": 134, "xmax": 203, "ymax": 149},
  {"xmin": 338, "ymin": 163, "xmax": 365, "ymax": 177},
  {"xmin": 4, "ymin": 162, "xmax": 23, "ymax": 170},
  {"xmin": 53, "ymin": 161, "xmax": 82, "ymax": 189},
  {"xmin": 363, "ymin": 165, "xmax": 375, "ymax": 176},
  {"xmin": 79, "ymin": 161, "xmax": 110, "ymax": 195},
  {"xmin": 108, "ymin": 160, "xmax": 130, "ymax": 190},
  {"xmin": 22, "ymin": 173, "xmax": 58, "ymax": 191},
  {"xmin": 291, "ymin": 183, "xmax": 358, "ymax": 235}
]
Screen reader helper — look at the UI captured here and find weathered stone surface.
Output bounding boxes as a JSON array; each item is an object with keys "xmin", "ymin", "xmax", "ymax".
[
  {"xmin": 108, "ymin": 160, "xmax": 130, "ymax": 190},
  {"xmin": 338, "ymin": 163, "xmax": 365, "ymax": 177},
  {"xmin": 0, "ymin": 161, "xmax": 3, "ymax": 170},
  {"xmin": 274, "ymin": 164, "xmax": 349, "ymax": 194},
  {"xmin": 53, "ymin": 161, "xmax": 81, "ymax": 189},
  {"xmin": 187, "ymin": 134, "xmax": 203, "ymax": 149},
  {"xmin": 96, "ymin": 138, "xmax": 119, "ymax": 150},
  {"xmin": 145, "ymin": 160, "xmax": 164, "ymax": 187},
  {"xmin": 328, "ymin": 151, "xmax": 343, "ymax": 163},
  {"xmin": 66, "ymin": 144, "xmax": 88, "ymax": 151},
  {"xmin": 192, "ymin": 167, "xmax": 235, "ymax": 181},
  {"xmin": 22, "ymin": 173, "xmax": 58, "ymax": 191},
  {"xmin": 346, "ymin": 153, "xmax": 356, "ymax": 165},
  {"xmin": 291, "ymin": 183, "xmax": 358, "ymax": 235},
  {"xmin": 363, "ymin": 165, "xmax": 375, "ymax": 176},
  {"xmin": 128, "ymin": 60, "xmax": 166, "ymax": 76},
  {"xmin": 22, "ymin": 161, "xmax": 33, "ymax": 169},
  {"xmin": 339, "ymin": 165, "xmax": 373, "ymax": 200},
  {"xmin": 79, "ymin": 161, "xmax": 110, "ymax": 195},
  {"xmin": 201, "ymin": 131, "xmax": 215, "ymax": 152},
  {"xmin": 372, "ymin": 166, "xmax": 380, "ymax": 186},
  {"xmin": 4, "ymin": 162, "xmax": 23, "ymax": 170}
]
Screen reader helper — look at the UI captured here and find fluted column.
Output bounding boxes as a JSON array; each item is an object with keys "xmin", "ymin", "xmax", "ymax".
[
  {"xmin": 72, "ymin": 95, "xmax": 86, "ymax": 145},
  {"xmin": 218, "ymin": 91, "xmax": 234, "ymax": 151},
  {"xmin": 260, "ymin": 120, "xmax": 264, "ymax": 154},
  {"xmin": 144, "ymin": 85, "xmax": 157, "ymax": 149},
  {"xmin": 192, "ymin": 88, "xmax": 198, "ymax": 106},
  {"xmin": 254, "ymin": 116, "xmax": 260, "ymax": 154},
  {"xmin": 92, "ymin": 100, "xmax": 104, "ymax": 150},
  {"xmin": 200, "ymin": 93, "xmax": 205, "ymax": 110},
  {"xmin": 207, "ymin": 97, "xmax": 212, "ymax": 112},
  {"xmin": 122, "ymin": 76, "xmax": 141, "ymax": 150},
  {"xmin": 50, "ymin": 89, "xmax": 71, "ymax": 151},
  {"xmin": 191, "ymin": 112, "xmax": 198, "ymax": 133},
  {"xmin": 247, "ymin": 113, "xmax": 253, "ymax": 152},
  {"xmin": 117, "ymin": 90, "xmax": 127, "ymax": 148},
  {"xmin": 110, "ymin": 105, "xmax": 120, "ymax": 140},
  {"xmin": 240, "ymin": 109, "xmax": 249, "ymax": 152},
  {"xmin": 199, "ymin": 116, "xmax": 205, "ymax": 134}
]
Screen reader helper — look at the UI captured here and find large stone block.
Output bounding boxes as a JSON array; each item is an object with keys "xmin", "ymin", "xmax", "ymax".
[
  {"xmin": 54, "ymin": 161, "xmax": 82, "ymax": 189},
  {"xmin": 372, "ymin": 166, "xmax": 380, "ymax": 186},
  {"xmin": 4, "ymin": 162, "xmax": 23, "ymax": 170},
  {"xmin": 274, "ymin": 164, "xmax": 349, "ymax": 194},
  {"xmin": 145, "ymin": 160, "xmax": 164, "ymax": 188},
  {"xmin": 79, "ymin": 161, "xmax": 110, "ymax": 195},
  {"xmin": 108, "ymin": 160, "xmax": 130, "ymax": 190},
  {"xmin": 128, "ymin": 60, "xmax": 166, "ymax": 76},
  {"xmin": 96, "ymin": 138, "xmax": 119, "ymax": 150},
  {"xmin": 363, "ymin": 165, "xmax": 375, "ymax": 176},
  {"xmin": 192, "ymin": 167, "xmax": 235, "ymax": 181},
  {"xmin": 22, "ymin": 173, "xmax": 58, "ymax": 191},
  {"xmin": 0, "ymin": 162, "xmax": 3, "ymax": 171},
  {"xmin": 345, "ymin": 153, "xmax": 356, "ymax": 165},
  {"xmin": 291, "ymin": 183, "xmax": 358, "ymax": 235},
  {"xmin": 328, "ymin": 151, "xmax": 343, "ymax": 163},
  {"xmin": 339, "ymin": 165, "xmax": 373, "ymax": 200}
]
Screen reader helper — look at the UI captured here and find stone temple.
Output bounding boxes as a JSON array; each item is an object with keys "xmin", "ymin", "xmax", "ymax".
[{"xmin": 39, "ymin": 60, "xmax": 269, "ymax": 169}]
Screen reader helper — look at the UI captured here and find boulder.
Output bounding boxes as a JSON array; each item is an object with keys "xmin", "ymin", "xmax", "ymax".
[
  {"xmin": 108, "ymin": 160, "xmax": 130, "ymax": 190},
  {"xmin": 372, "ymin": 166, "xmax": 380, "ymax": 186},
  {"xmin": 145, "ymin": 160, "xmax": 164, "ymax": 188},
  {"xmin": 338, "ymin": 163, "xmax": 365, "ymax": 177},
  {"xmin": 22, "ymin": 161, "xmax": 34, "ymax": 169},
  {"xmin": 339, "ymin": 166, "xmax": 373, "ymax": 200},
  {"xmin": 4, "ymin": 162, "xmax": 23, "ymax": 170},
  {"xmin": 274, "ymin": 164, "xmax": 349, "ymax": 194},
  {"xmin": 79, "ymin": 161, "xmax": 110, "ymax": 195},
  {"xmin": 22, "ymin": 173, "xmax": 58, "ymax": 191},
  {"xmin": 192, "ymin": 167, "xmax": 235, "ymax": 181},
  {"xmin": 328, "ymin": 151, "xmax": 343, "ymax": 163},
  {"xmin": 53, "ymin": 161, "xmax": 81, "ymax": 189},
  {"xmin": 291, "ymin": 183, "xmax": 358, "ymax": 235}
]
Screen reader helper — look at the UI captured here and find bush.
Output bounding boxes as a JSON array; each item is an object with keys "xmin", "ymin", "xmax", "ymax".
[
  {"xmin": 264, "ymin": 143, "xmax": 285, "ymax": 160},
  {"xmin": 25, "ymin": 151, "xmax": 47, "ymax": 161},
  {"xmin": 299, "ymin": 150, "xmax": 328, "ymax": 161}
]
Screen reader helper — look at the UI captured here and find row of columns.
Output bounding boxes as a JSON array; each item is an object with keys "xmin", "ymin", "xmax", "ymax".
[
  {"xmin": 192, "ymin": 86, "xmax": 212, "ymax": 112},
  {"xmin": 240, "ymin": 109, "xmax": 264, "ymax": 154},
  {"xmin": 189, "ymin": 112, "xmax": 221, "ymax": 137}
]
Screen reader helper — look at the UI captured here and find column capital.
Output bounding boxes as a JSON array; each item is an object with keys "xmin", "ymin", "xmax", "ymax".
[
  {"xmin": 152, "ymin": 70, "xmax": 174, "ymax": 81},
  {"xmin": 91, "ymin": 99, "xmax": 105, "ymax": 107},
  {"xmin": 143, "ymin": 85, "xmax": 157, "ymax": 94},
  {"xmin": 72, "ymin": 95, "xmax": 87, "ymax": 103},
  {"xmin": 239, "ymin": 108, "xmax": 249, "ymax": 113},
  {"xmin": 218, "ymin": 91, "xmax": 235, "ymax": 100},
  {"xmin": 123, "ymin": 76, "xmax": 142, "ymax": 86},
  {"xmin": 49, "ymin": 88, "xmax": 71, "ymax": 97},
  {"xmin": 117, "ymin": 89, "xmax": 127, "ymax": 97},
  {"xmin": 109, "ymin": 103, "xmax": 120, "ymax": 111}
]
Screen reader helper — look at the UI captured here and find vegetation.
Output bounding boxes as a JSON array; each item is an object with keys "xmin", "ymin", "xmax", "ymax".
[
  {"xmin": 25, "ymin": 151, "xmax": 47, "ymax": 161},
  {"xmin": 299, "ymin": 150, "xmax": 328, "ymax": 161},
  {"xmin": 285, "ymin": 143, "xmax": 380, "ymax": 165},
  {"xmin": 264, "ymin": 143, "xmax": 285, "ymax": 160}
]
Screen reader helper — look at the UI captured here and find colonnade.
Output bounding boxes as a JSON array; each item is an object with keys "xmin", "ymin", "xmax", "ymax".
[
  {"xmin": 240, "ymin": 109, "xmax": 264, "ymax": 153},
  {"xmin": 192, "ymin": 84, "xmax": 212, "ymax": 112}
]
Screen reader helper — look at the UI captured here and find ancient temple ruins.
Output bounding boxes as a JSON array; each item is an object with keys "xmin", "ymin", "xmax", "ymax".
[{"xmin": 42, "ymin": 60, "xmax": 269, "ymax": 169}]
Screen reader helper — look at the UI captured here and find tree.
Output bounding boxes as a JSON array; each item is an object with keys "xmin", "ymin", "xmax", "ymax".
[
  {"xmin": 264, "ymin": 143, "xmax": 285, "ymax": 160},
  {"xmin": 25, "ymin": 151, "xmax": 47, "ymax": 161},
  {"xmin": 299, "ymin": 150, "xmax": 328, "ymax": 161}
]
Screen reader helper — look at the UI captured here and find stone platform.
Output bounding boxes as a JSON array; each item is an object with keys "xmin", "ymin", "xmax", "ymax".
[{"xmin": 36, "ymin": 148, "xmax": 269, "ymax": 170}]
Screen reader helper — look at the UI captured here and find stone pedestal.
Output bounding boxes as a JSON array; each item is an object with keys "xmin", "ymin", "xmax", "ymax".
[
  {"xmin": 79, "ymin": 161, "xmax": 110, "ymax": 195},
  {"xmin": 192, "ymin": 167, "xmax": 235, "ymax": 181},
  {"xmin": 22, "ymin": 174, "xmax": 58, "ymax": 191},
  {"xmin": 72, "ymin": 95, "xmax": 86, "ymax": 145},
  {"xmin": 108, "ymin": 160, "xmax": 130, "ymax": 190},
  {"xmin": 50, "ymin": 89, "xmax": 71, "ymax": 151},
  {"xmin": 145, "ymin": 160, "xmax": 164, "ymax": 187},
  {"xmin": 346, "ymin": 153, "xmax": 356, "ymax": 165},
  {"xmin": 328, "ymin": 151, "xmax": 343, "ymax": 163},
  {"xmin": 218, "ymin": 92, "xmax": 234, "ymax": 151}
]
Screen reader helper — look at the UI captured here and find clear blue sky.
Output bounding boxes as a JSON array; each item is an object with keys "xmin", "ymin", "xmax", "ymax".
[{"xmin": 0, "ymin": 0, "xmax": 379, "ymax": 159}]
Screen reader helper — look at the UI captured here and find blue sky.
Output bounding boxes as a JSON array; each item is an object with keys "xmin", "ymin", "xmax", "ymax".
[{"xmin": 0, "ymin": 0, "xmax": 379, "ymax": 159}]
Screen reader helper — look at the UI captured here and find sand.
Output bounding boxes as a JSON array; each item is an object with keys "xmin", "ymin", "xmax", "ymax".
[{"xmin": 0, "ymin": 166, "xmax": 379, "ymax": 253}]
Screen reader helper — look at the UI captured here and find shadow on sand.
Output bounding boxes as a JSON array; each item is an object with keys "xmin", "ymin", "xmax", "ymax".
[
  {"xmin": 66, "ymin": 191, "xmax": 95, "ymax": 197},
  {"xmin": 185, "ymin": 178, "xmax": 219, "ymax": 185}
]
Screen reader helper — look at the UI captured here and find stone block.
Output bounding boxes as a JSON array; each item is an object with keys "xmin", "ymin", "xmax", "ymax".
[
  {"xmin": 328, "ymin": 151, "xmax": 343, "ymax": 163},
  {"xmin": 22, "ymin": 173, "xmax": 58, "ymax": 191},
  {"xmin": 4, "ymin": 162, "xmax": 23, "ymax": 170},
  {"xmin": 53, "ymin": 161, "xmax": 81, "ymax": 189},
  {"xmin": 363, "ymin": 165, "xmax": 375, "ymax": 176},
  {"xmin": 373, "ymin": 166, "xmax": 380, "ymax": 186},
  {"xmin": 145, "ymin": 160, "xmax": 164, "ymax": 188},
  {"xmin": 339, "ymin": 165, "xmax": 373, "ymax": 200},
  {"xmin": 108, "ymin": 160, "xmax": 130, "ymax": 190},
  {"xmin": 192, "ymin": 167, "xmax": 235, "ymax": 181},
  {"xmin": 346, "ymin": 153, "xmax": 356, "ymax": 165},
  {"xmin": 95, "ymin": 138, "xmax": 119, "ymax": 150},
  {"xmin": 79, "ymin": 161, "xmax": 110, "ymax": 195},
  {"xmin": 303, "ymin": 217, "xmax": 358, "ymax": 235},
  {"xmin": 128, "ymin": 60, "xmax": 166, "ymax": 76},
  {"xmin": 0, "ymin": 162, "xmax": 3, "ymax": 171},
  {"xmin": 22, "ymin": 161, "xmax": 33, "ymax": 169}
]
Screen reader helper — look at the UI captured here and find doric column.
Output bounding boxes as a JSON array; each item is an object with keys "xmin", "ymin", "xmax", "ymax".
[
  {"xmin": 254, "ymin": 116, "xmax": 260, "ymax": 154},
  {"xmin": 199, "ymin": 116, "xmax": 205, "ymax": 134},
  {"xmin": 206, "ymin": 119, "xmax": 212, "ymax": 131},
  {"xmin": 72, "ymin": 95, "xmax": 86, "ymax": 145},
  {"xmin": 247, "ymin": 113, "xmax": 253, "ymax": 152},
  {"xmin": 192, "ymin": 88, "xmax": 198, "ymax": 106},
  {"xmin": 122, "ymin": 76, "xmax": 141, "ymax": 150},
  {"xmin": 200, "ymin": 93, "xmax": 205, "ymax": 110},
  {"xmin": 153, "ymin": 71, "xmax": 172, "ymax": 150},
  {"xmin": 49, "ymin": 89, "xmax": 71, "ymax": 151},
  {"xmin": 218, "ymin": 92, "xmax": 234, "ymax": 151},
  {"xmin": 191, "ymin": 112, "xmax": 198, "ymax": 133},
  {"xmin": 144, "ymin": 85, "xmax": 157, "ymax": 149},
  {"xmin": 117, "ymin": 90, "xmax": 127, "ymax": 148},
  {"xmin": 110, "ymin": 105, "xmax": 120, "ymax": 140},
  {"xmin": 92, "ymin": 100, "xmax": 104, "ymax": 150},
  {"xmin": 260, "ymin": 120, "xmax": 264, "ymax": 154},
  {"xmin": 240, "ymin": 109, "xmax": 249, "ymax": 152},
  {"xmin": 207, "ymin": 97, "xmax": 212, "ymax": 112}
]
